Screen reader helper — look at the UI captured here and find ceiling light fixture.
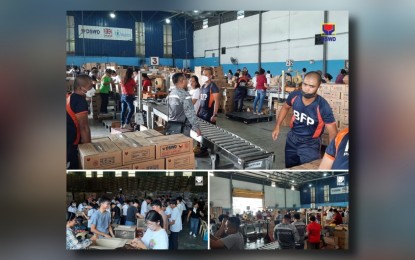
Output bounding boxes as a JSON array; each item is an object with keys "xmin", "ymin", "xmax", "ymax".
[
  {"xmin": 165, "ymin": 18, "xmax": 171, "ymax": 24},
  {"xmin": 109, "ymin": 12, "xmax": 116, "ymax": 19},
  {"xmin": 309, "ymin": 184, "xmax": 312, "ymax": 187},
  {"xmin": 193, "ymin": 10, "xmax": 199, "ymax": 13},
  {"xmin": 271, "ymin": 181, "xmax": 276, "ymax": 187}
]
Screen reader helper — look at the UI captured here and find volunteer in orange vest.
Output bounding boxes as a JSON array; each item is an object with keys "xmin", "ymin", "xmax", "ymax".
[{"xmin": 67, "ymin": 74, "xmax": 93, "ymax": 169}]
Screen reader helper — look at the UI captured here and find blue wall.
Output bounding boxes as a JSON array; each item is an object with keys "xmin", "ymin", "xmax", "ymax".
[
  {"xmin": 67, "ymin": 56, "xmax": 194, "ymax": 69},
  {"xmin": 299, "ymin": 174, "xmax": 349, "ymax": 208},
  {"xmin": 67, "ymin": 11, "xmax": 193, "ymax": 59},
  {"xmin": 191, "ymin": 58, "xmax": 345, "ymax": 79}
]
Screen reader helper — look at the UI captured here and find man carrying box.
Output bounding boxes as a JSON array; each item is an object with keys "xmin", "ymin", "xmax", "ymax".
[{"xmin": 272, "ymin": 72, "xmax": 338, "ymax": 168}]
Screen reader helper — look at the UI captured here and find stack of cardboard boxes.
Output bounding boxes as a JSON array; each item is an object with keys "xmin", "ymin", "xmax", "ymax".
[
  {"xmin": 318, "ymin": 83, "xmax": 349, "ymax": 145},
  {"xmin": 221, "ymin": 87, "xmax": 235, "ymax": 113},
  {"xmin": 334, "ymin": 226, "xmax": 349, "ymax": 249},
  {"xmin": 273, "ymin": 101, "xmax": 293, "ymax": 127},
  {"xmin": 78, "ymin": 129, "xmax": 195, "ymax": 170}
]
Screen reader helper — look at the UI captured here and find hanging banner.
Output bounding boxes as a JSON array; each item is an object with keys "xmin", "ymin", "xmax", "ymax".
[
  {"xmin": 331, "ymin": 186, "xmax": 349, "ymax": 195},
  {"xmin": 78, "ymin": 25, "xmax": 133, "ymax": 41}
]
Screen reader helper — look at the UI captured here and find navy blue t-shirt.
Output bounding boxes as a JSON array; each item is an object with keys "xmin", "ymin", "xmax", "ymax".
[
  {"xmin": 67, "ymin": 93, "xmax": 88, "ymax": 146},
  {"xmin": 286, "ymin": 91, "xmax": 336, "ymax": 138},
  {"xmin": 325, "ymin": 128, "xmax": 349, "ymax": 170},
  {"xmin": 198, "ymin": 82, "xmax": 219, "ymax": 118}
]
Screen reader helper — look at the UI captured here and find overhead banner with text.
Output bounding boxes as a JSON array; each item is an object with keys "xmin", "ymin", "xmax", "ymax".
[{"xmin": 78, "ymin": 25, "xmax": 133, "ymax": 41}]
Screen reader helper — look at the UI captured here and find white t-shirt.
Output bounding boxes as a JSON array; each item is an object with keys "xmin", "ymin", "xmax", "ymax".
[
  {"xmin": 122, "ymin": 205, "xmax": 129, "ymax": 216},
  {"xmin": 78, "ymin": 204, "xmax": 84, "ymax": 212},
  {"xmin": 169, "ymin": 207, "xmax": 182, "ymax": 232},
  {"xmin": 141, "ymin": 201, "xmax": 148, "ymax": 216},
  {"xmin": 141, "ymin": 228, "xmax": 169, "ymax": 249},
  {"xmin": 266, "ymin": 74, "xmax": 271, "ymax": 85},
  {"xmin": 326, "ymin": 212, "xmax": 334, "ymax": 221},
  {"xmin": 189, "ymin": 88, "xmax": 201, "ymax": 112},
  {"xmin": 252, "ymin": 76, "xmax": 257, "ymax": 88},
  {"xmin": 68, "ymin": 206, "xmax": 77, "ymax": 214},
  {"xmin": 176, "ymin": 203, "xmax": 183, "ymax": 216},
  {"xmin": 165, "ymin": 206, "xmax": 172, "ymax": 217}
]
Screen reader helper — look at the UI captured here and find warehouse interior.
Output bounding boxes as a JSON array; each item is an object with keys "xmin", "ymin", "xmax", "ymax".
[
  {"xmin": 209, "ymin": 171, "xmax": 349, "ymax": 250},
  {"xmin": 66, "ymin": 10, "xmax": 349, "ymax": 170},
  {"xmin": 66, "ymin": 171, "xmax": 208, "ymax": 250}
]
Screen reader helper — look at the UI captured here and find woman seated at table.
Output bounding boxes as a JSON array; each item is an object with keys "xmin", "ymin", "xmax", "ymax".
[
  {"xmin": 130, "ymin": 210, "xmax": 168, "ymax": 250},
  {"xmin": 66, "ymin": 212, "xmax": 96, "ymax": 250}
]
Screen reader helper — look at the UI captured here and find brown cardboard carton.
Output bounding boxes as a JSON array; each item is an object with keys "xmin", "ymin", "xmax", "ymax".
[
  {"xmin": 136, "ymin": 129, "xmax": 163, "ymax": 138},
  {"xmin": 321, "ymin": 133, "xmax": 330, "ymax": 146},
  {"xmin": 342, "ymin": 100, "xmax": 349, "ymax": 108},
  {"xmin": 339, "ymin": 121, "xmax": 349, "ymax": 130},
  {"xmin": 132, "ymin": 159, "xmax": 165, "ymax": 170},
  {"xmin": 114, "ymin": 164, "xmax": 133, "ymax": 169},
  {"xmin": 108, "ymin": 132, "xmax": 137, "ymax": 141},
  {"xmin": 111, "ymin": 127, "xmax": 133, "ymax": 134},
  {"xmin": 112, "ymin": 137, "xmax": 155, "ymax": 165},
  {"xmin": 147, "ymin": 134, "xmax": 193, "ymax": 159},
  {"xmin": 78, "ymin": 141, "xmax": 122, "ymax": 169},
  {"xmin": 339, "ymin": 107, "xmax": 349, "ymax": 115},
  {"xmin": 91, "ymin": 136, "xmax": 110, "ymax": 143},
  {"xmin": 341, "ymin": 92, "xmax": 349, "ymax": 100},
  {"xmin": 165, "ymin": 152, "xmax": 195, "ymax": 169}
]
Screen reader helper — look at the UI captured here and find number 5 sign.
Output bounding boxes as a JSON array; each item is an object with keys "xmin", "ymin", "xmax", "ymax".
[{"xmin": 150, "ymin": 57, "xmax": 159, "ymax": 66}]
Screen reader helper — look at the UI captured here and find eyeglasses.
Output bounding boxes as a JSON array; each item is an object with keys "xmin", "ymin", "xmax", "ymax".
[{"xmin": 145, "ymin": 221, "xmax": 158, "ymax": 227}]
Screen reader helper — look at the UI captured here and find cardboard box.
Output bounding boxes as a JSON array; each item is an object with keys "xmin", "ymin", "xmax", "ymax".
[
  {"xmin": 91, "ymin": 136, "xmax": 110, "ymax": 143},
  {"xmin": 108, "ymin": 132, "xmax": 136, "ymax": 141},
  {"xmin": 341, "ymin": 114, "xmax": 349, "ymax": 123},
  {"xmin": 341, "ymin": 92, "xmax": 349, "ymax": 100},
  {"xmin": 148, "ymin": 134, "xmax": 193, "ymax": 159},
  {"xmin": 339, "ymin": 121, "xmax": 349, "ymax": 130},
  {"xmin": 330, "ymin": 105, "xmax": 341, "ymax": 114},
  {"xmin": 328, "ymin": 99, "xmax": 343, "ymax": 107},
  {"xmin": 165, "ymin": 152, "xmax": 195, "ymax": 169},
  {"xmin": 111, "ymin": 127, "xmax": 133, "ymax": 134},
  {"xmin": 114, "ymin": 225, "xmax": 136, "ymax": 239},
  {"xmin": 287, "ymin": 159, "xmax": 322, "ymax": 170},
  {"xmin": 132, "ymin": 159, "xmax": 165, "ymax": 170},
  {"xmin": 339, "ymin": 107, "xmax": 349, "ymax": 115},
  {"xmin": 329, "ymin": 92, "xmax": 342, "ymax": 99},
  {"xmin": 78, "ymin": 141, "xmax": 122, "ymax": 169},
  {"xmin": 342, "ymin": 100, "xmax": 349, "ymax": 108},
  {"xmin": 136, "ymin": 129, "xmax": 164, "ymax": 138},
  {"xmin": 114, "ymin": 164, "xmax": 133, "ymax": 169},
  {"xmin": 112, "ymin": 137, "xmax": 155, "ymax": 165}
]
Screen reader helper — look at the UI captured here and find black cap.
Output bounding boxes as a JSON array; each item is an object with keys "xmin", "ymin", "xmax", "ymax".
[{"xmin": 283, "ymin": 214, "xmax": 291, "ymax": 220}]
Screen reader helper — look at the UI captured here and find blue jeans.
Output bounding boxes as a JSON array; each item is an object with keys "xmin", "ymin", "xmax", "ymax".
[
  {"xmin": 190, "ymin": 217, "xmax": 199, "ymax": 235},
  {"xmin": 121, "ymin": 94, "xmax": 135, "ymax": 125},
  {"xmin": 253, "ymin": 90, "xmax": 266, "ymax": 113},
  {"xmin": 169, "ymin": 231, "xmax": 179, "ymax": 250},
  {"xmin": 113, "ymin": 218, "xmax": 120, "ymax": 225},
  {"xmin": 125, "ymin": 220, "xmax": 135, "ymax": 227}
]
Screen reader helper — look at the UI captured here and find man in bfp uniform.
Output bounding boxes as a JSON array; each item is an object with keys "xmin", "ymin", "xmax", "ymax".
[
  {"xmin": 196, "ymin": 67, "xmax": 220, "ymax": 157},
  {"xmin": 66, "ymin": 74, "xmax": 94, "ymax": 169},
  {"xmin": 272, "ymin": 71, "xmax": 338, "ymax": 168},
  {"xmin": 319, "ymin": 127, "xmax": 349, "ymax": 170}
]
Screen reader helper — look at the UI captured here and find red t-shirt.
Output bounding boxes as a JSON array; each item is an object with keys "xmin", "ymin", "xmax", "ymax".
[
  {"xmin": 256, "ymin": 74, "xmax": 267, "ymax": 90},
  {"xmin": 121, "ymin": 78, "xmax": 136, "ymax": 95},
  {"xmin": 142, "ymin": 79, "xmax": 152, "ymax": 92},
  {"xmin": 306, "ymin": 221, "xmax": 321, "ymax": 243},
  {"xmin": 333, "ymin": 213, "xmax": 343, "ymax": 225}
]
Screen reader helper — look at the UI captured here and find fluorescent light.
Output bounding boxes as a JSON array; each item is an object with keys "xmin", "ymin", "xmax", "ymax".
[
  {"xmin": 209, "ymin": 172, "xmax": 214, "ymax": 176},
  {"xmin": 291, "ymin": 180, "xmax": 295, "ymax": 183},
  {"xmin": 291, "ymin": 186, "xmax": 295, "ymax": 190},
  {"xmin": 110, "ymin": 12, "xmax": 116, "ymax": 19},
  {"xmin": 309, "ymin": 184, "xmax": 312, "ymax": 187},
  {"xmin": 165, "ymin": 18, "xmax": 171, "ymax": 24},
  {"xmin": 271, "ymin": 181, "xmax": 276, "ymax": 187},
  {"xmin": 193, "ymin": 10, "xmax": 199, "ymax": 13}
]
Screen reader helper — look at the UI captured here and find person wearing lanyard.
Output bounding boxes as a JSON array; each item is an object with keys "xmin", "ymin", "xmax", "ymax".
[
  {"xmin": 120, "ymin": 68, "xmax": 136, "ymax": 129},
  {"xmin": 252, "ymin": 68, "xmax": 269, "ymax": 115}
]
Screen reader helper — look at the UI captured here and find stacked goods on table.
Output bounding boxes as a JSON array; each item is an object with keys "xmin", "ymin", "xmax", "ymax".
[
  {"xmin": 287, "ymin": 159, "xmax": 321, "ymax": 170},
  {"xmin": 334, "ymin": 225, "xmax": 349, "ymax": 249},
  {"xmin": 80, "ymin": 130, "xmax": 195, "ymax": 170},
  {"xmin": 318, "ymin": 84, "xmax": 349, "ymax": 145},
  {"xmin": 90, "ymin": 94, "xmax": 101, "ymax": 119},
  {"xmin": 221, "ymin": 87, "xmax": 235, "ymax": 113},
  {"xmin": 274, "ymin": 101, "xmax": 293, "ymax": 126}
]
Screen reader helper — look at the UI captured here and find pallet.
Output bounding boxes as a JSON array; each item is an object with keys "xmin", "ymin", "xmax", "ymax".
[{"xmin": 225, "ymin": 111, "xmax": 274, "ymax": 124}]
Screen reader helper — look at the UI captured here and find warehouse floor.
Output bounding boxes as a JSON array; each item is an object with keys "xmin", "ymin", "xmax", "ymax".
[{"xmin": 89, "ymin": 99, "xmax": 289, "ymax": 169}]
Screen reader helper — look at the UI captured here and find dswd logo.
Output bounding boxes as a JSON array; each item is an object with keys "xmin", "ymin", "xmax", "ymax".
[
  {"xmin": 195, "ymin": 176, "xmax": 203, "ymax": 186},
  {"xmin": 321, "ymin": 23, "xmax": 336, "ymax": 42}
]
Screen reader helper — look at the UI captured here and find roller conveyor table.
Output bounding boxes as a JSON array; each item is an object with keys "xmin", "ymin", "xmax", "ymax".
[{"xmin": 191, "ymin": 118, "xmax": 274, "ymax": 170}]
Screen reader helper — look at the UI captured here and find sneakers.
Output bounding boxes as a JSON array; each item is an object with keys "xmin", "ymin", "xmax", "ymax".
[
  {"xmin": 122, "ymin": 124, "xmax": 132, "ymax": 129},
  {"xmin": 189, "ymin": 232, "xmax": 192, "ymax": 236},
  {"xmin": 193, "ymin": 234, "xmax": 197, "ymax": 238},
  {"xmin": 258, "ymin": 112, "xmax": 264, "ymax": 115},
  {"xmin": 253, "ymin": 112, "xmax": 257, "ymax": 115}
]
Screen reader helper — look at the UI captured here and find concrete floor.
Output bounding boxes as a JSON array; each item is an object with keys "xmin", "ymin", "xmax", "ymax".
[
  {"xmin": 178, "ymin": 218, "xmax": 208, "ymax": 250},
  {"xmin": 89, "ymin": 99, "xmax": 289, "ymax": 169}
]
